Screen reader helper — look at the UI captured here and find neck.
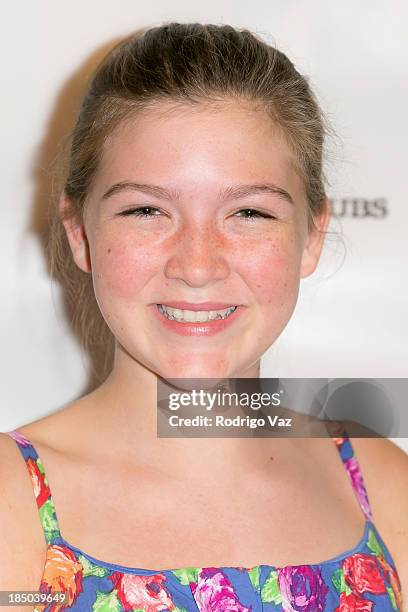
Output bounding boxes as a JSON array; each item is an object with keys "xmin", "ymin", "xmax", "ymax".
[{"xmin": 85, "ymin": 346, "xmax": 289, "ymax": 478}]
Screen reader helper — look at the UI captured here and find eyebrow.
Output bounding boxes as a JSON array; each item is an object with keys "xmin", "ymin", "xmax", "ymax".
[{"xmin": 101, "ymin": 181, "xmax": 294, "ymax": 205}]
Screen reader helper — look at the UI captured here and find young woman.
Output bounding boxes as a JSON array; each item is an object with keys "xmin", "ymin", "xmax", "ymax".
[{"xmin": 0, "ymin": 23, "xmax": 406, "ymax": 611}]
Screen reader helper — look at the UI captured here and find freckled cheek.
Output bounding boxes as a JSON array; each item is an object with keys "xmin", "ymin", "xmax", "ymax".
[
  {"xmin": 239, "ymin": 241, "xmax": 302, "ymax": 306},
  {"xmin": 92, "ymin": 242, "xmax": 158, "ymax": 301}
]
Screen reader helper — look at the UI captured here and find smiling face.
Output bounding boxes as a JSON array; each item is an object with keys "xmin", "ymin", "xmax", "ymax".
[{"xmin": 62, "ymin": 99, "xmax": 329, "ymax": 379}]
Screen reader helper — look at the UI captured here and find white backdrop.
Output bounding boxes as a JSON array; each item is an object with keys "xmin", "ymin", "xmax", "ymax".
[{"xmin": 1, "ymin": 0, "xmax": 407, "ymax": 453}]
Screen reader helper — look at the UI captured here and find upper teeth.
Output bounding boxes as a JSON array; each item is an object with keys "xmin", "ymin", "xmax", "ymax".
[{"xmin": 158, "ymin": 305, "xmax": 237, "ymax": 322}]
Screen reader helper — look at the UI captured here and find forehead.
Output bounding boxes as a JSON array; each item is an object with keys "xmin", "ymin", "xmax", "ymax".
[{"xmin": 94, "ymin": 100, "xmax": 304, "ymax": 200}]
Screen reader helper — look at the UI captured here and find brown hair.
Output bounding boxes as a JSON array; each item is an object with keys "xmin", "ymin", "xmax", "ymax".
[{"xmin": 47, "ymin": 22, "xmax": 331, "ymax": 383}]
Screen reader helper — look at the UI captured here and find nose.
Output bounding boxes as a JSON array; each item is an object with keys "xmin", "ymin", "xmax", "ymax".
[{"xmin": 163, "ymin": 221, "xmax": 230, "ymax": 288}]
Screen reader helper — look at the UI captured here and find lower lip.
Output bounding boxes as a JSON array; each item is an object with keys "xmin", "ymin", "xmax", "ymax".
[{"xmin": 150, "ymin": 304, "xmax": 245, "ymax": 336}]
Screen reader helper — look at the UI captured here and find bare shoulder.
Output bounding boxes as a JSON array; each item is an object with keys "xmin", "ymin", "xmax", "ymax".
[
  {"xmin": 0, "ymin": 432, "xmax": 47, "ymax": 590},
  {"xmin": 349, "ymin": 433, "xmax": 408, "ymax": 602}
]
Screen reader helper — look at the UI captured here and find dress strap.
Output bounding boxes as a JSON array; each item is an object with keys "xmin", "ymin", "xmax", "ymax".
[
  {"xmin": 5, "ymin": 429, "xmax": 62, "ymax": 545},
  {"xmin": 330, "ymin": 422, "xmax": 374, "ymax": 522}
]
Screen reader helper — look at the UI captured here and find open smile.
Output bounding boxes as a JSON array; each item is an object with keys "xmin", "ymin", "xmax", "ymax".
[{"xmin": 150, "ymin": 303, "xmax": 245, "ymax": 336}]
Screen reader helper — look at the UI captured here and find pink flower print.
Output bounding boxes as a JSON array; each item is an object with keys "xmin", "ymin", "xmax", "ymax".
[
  {"xmin": 343, "ymin": 458, "xmax": 373, "ymax": 521},
  {"xmin": 278, "ymin": 565, "xmax": 329, "ymax": 611},
  {"xmin": 190, "ymin": 568, "xmax": 250, "ymax": 611},
  {"xmin": 110, "ymin": 572, "xmax": 175, "ymax": 611},
  {"xmin": 7, "ymin": 430, "xmax": 32, "ymax": 446}
]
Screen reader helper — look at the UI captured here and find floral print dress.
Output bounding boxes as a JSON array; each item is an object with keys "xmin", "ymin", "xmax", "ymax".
[{"xmin": 5, "ymin": 428, "xmax": 403, "ymax": 611}]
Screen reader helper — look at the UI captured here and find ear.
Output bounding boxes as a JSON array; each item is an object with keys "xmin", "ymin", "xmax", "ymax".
[
  {"xmin": 59, "ymin": 195, "xmax": 92, "ymax": 274},
  {"xmin": 300, "ymin": 198, "xmax": 331, "ymax": 278}
]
